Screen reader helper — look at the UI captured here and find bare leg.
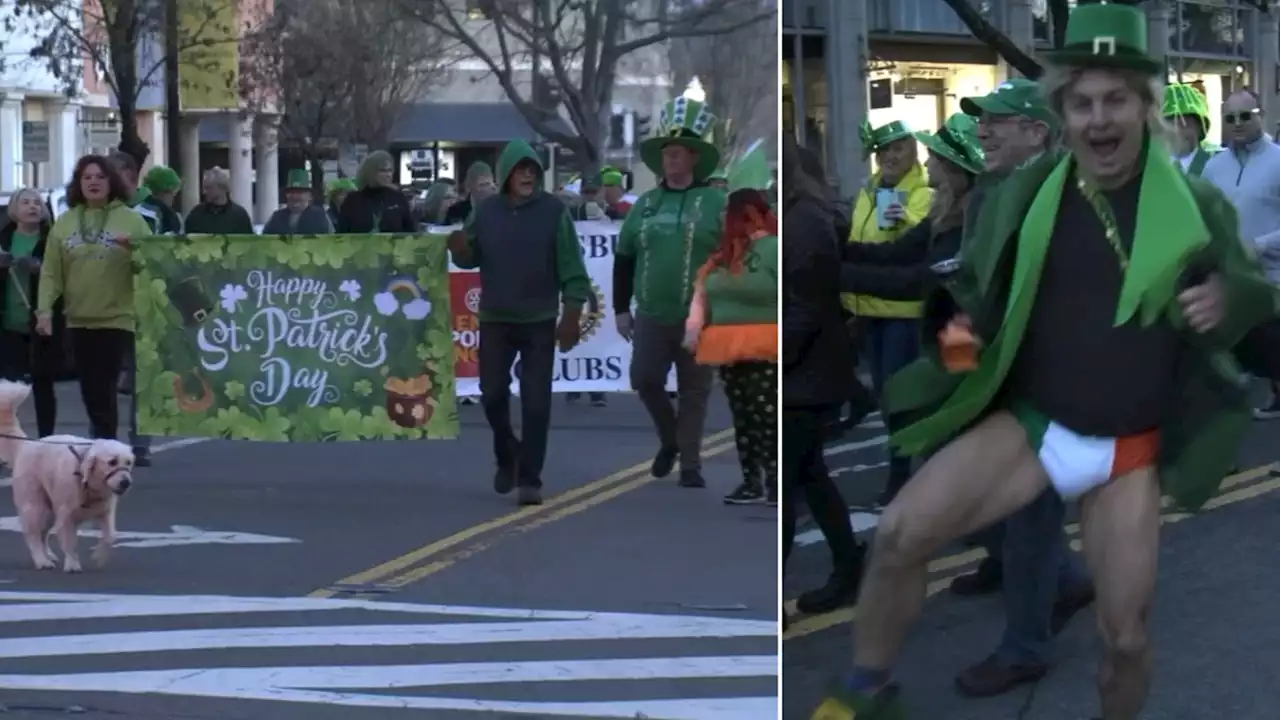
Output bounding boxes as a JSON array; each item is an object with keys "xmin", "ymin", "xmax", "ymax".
[
  {"xmin": 93, "ymin": 506, "xmax": 117, "ymax": 568},
  {"xmin": 1079, "ymin": 467, "xmax": 1161, "ymax": 720},
  {"xmin": 18, "ymin": 500, "xmax": 55, "ymax": 570},
  {"xmin": 854, "ymin": 411, "xmax": 1051, "ymax": 670},
  {"xmin": 53, "ymin": 512, "xmax": 82, "ymax": 573}
]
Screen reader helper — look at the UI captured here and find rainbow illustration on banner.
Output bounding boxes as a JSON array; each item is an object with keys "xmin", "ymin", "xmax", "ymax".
[{"xmin": 384, "ymin": 275, "xmax": 423, "ymax": 299}]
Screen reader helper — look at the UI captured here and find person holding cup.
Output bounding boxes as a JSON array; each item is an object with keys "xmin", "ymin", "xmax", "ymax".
[{"xmin": 845, "ymin": 119, "xmax": 934, "ymax": 506}]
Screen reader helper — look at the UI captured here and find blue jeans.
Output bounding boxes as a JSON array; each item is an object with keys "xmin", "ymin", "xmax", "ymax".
[
  {"xmin": 987, "ymin": 489, "xmax": 1090, "ymax": 666},
  {"xmin": 865, "ymin": 318, "xmax": 920, "ymax": 481}
]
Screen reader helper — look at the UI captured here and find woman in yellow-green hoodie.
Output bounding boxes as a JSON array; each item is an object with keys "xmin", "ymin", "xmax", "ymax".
[
  {"xmin": 37, "ymin": 154, "xmax": 152, "ymax": 441},
  {"xmin": 847, "ymin": 120, "xmax": 934, "ymax": 504}
]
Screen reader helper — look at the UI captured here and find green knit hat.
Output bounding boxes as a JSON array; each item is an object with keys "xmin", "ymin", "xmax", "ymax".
[
  {"xmin": 142, "ymin": 165, "xmax": 181, "ymax": 193},
  {"xmin": 1163, "ymin": 82, "xmax": 1211, "ymax": 133},
  {"xmin": 326, "ymin": 178, "xmax": 356, "ymax": 197},
  {"xmin": 285, "ymin": 169, "xmax": 310, "ymax": 190},
  {"xmin": 916, "ymin": 114, "xmax": 985, "ymax": 175},
  {"xmin": 639, "ymin": 96, "xmax": 721, "ymax": 182},
  {"xmin": 859, "ymin": 120, "xmax": 914, "ymax": 159},
  {"xmin": 1045, "ymin": 1, "xmax": 1163, "ymax": 75}
]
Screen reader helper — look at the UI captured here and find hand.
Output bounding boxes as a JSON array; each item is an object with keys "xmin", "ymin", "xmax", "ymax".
[
  {"xmin": 615, "ymin": 312, "xmax": 634, "ymax": 342},
  {"xmin": 883, "ymin": 204, "xmax": 906, "ymax": 222},
  {"xmin": 682, "ymin": 324, "xmax": 700, "ymax": 352},
  {"xmin": 14, "ymin": 255, "xmax": 40, "ymax": 272},
  {"xmin": 557, "ymin": 306, "xmax": 583, "ymax": 352},
  {"xmin": 0, "ymin": 251, "xmax": 12, "ymax": 269},
  {"xmin": 35, "ymin": 313, "xmax": 52, "ymax": 336},
  {"xmin": 114, "ymin": 234, "xmax": 132, "ymax": 249},
  {"xmin": 446, "ymin": 230, "xmax": 469, "ymax": 259},
  {"xmin": 1179, "ymin": 273, "xmax": 1225, "ymax": 333}
]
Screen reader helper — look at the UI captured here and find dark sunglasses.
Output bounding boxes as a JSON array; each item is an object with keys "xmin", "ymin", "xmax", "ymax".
[{"xmin": 1224, "ymin": 110, "xmax": 1258, "ymax": 124}]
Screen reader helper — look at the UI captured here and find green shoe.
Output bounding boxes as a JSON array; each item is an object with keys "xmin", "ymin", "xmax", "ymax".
[{"xmin": 810, "ymin": 682, "xmax": 906, "ymax": 720}]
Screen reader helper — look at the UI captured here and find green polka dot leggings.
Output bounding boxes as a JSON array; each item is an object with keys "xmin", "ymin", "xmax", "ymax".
[{"xmin": 719, "ymin": 361, "xmax": 778, "ymax": 488}]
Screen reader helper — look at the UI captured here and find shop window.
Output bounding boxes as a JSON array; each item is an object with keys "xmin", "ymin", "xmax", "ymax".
[{"xmin": 1176, "ymin": 2, "xmax": 1246, "ymax": 57}]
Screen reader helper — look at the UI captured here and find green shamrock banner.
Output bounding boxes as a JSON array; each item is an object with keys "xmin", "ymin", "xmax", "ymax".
[{"xmin": 132, "ymin": 233, "xmax": 459, "ymax": 441}]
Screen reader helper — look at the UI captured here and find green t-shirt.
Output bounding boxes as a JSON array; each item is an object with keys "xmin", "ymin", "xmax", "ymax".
[
  {"xmin": 616, "ymin": 185, "xmax": 725, "ymax": 324},
  {"xmin": 4, "ymin": 232, "xmax": 39, "ymax": 333}
]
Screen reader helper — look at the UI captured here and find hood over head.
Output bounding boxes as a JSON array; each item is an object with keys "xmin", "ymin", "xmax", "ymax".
[{"xmin": 496, "ymin": 139, "xmax": 544, "ymax": 194}]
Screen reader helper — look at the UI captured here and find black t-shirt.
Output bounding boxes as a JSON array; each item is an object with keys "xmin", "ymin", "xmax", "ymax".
[{"xmin": 1007, "ymin": 170, "xmax": 1183, "ymax": 437}]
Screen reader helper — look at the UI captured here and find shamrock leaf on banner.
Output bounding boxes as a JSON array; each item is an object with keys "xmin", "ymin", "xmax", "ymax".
[
  {"xmin": 219, "ymin": 283, "xmax": 248, "ymax": 313},
  {"xmin": 339, "ymin": 279, "xmax": 362, "ymax": 302}
]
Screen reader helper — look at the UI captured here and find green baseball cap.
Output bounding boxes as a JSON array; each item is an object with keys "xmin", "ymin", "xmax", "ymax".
[{"xmin": 960, "ymin": 78, "xmax": 1057, "ymax": 128}]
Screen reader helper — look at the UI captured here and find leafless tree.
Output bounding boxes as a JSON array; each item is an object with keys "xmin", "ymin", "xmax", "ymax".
[
  {"xmin": 240, "ymin": 0, "xmax": 453, "ymax": 193},
  {"xmin": 670, "ymin": 1, "xmax": 777, "ymax": 162},
  {"xmin": 392, "ymin": 0, "xmax": 774, "ymax": 178},
  {"xmin": 2, "ymin": 0, "xmax": 260, "ymax": 165}
]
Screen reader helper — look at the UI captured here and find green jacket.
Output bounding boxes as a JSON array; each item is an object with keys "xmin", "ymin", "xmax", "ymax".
[
  {"xmin": 616, "ymin": 184, "xmax": 725, "ymax": 324},
  {"xmin": 885, "ymin": 149, "xmax": 1275, "ymax": 511}
]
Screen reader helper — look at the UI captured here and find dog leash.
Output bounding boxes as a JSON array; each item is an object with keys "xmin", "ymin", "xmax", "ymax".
[{"xmin": 0, "ymin": 431, "xmax": 92, "ymax": 446}]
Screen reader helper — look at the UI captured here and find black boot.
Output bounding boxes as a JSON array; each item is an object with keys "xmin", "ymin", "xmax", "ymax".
[
  {"xmin": 795, "ymin": 477, "xmax": 864, "ymax": 614},
  {"xmin": 949, "ymin": 556, "xmax": 1004, "ymax": 596}
]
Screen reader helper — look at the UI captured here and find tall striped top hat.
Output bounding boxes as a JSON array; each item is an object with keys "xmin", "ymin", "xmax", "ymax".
[{"xmin": 639, "ymin": 97, "xmax": 722, "ymax": 183}]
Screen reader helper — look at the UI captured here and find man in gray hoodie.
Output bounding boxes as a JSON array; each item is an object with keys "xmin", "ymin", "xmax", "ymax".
[{"xmin": 448, "ymin": 139, "xmax": 591, "ymax": 507}]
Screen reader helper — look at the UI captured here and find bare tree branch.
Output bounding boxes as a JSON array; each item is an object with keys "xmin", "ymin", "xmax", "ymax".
[
  {"xmin": 239, "ymin": 0, "xmax": 452, "ymax": 192},
  {"xmin": 940, "ymin": 0, "xmax": 1043, "ymax": 79},
  {"xmin": 392, "ymin": 0, "xmax": 773, "ymax": 178}
]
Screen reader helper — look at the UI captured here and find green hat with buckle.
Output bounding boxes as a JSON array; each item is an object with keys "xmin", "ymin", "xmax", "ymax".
[
  {"xmin": 916, "ymin": 114, "xmax": 986, "ymax": 175},
  {"xmin": 640, "ymin": 96, "xmax": 722, "ymax": 182},
  {"xmin": 859, "ymin": 120, "xmax": 914, "ymax": 159},
  {"xmin": 1163, "ymin": 82, "xmax": 1211, "ymax": 133},
  {"xmin": 960, "ymin": 78, "xmax": 1059, "ymax": 128},
  {"xmin": 285, "ymin": 169, "xmax": 310, "ymax": 191},
  {"xmin": 1045, "ymin": 0, "xmax": 1163, "ymax": 75}
]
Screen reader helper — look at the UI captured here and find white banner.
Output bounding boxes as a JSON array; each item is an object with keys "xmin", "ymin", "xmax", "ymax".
[{"xmin": 436, "ymin": 221, "xmax": 678, "ymax": 396}]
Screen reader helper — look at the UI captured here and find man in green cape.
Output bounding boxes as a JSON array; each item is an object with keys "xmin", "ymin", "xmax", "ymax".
[
  {"xmin": 612, "ymin": 97, "xmax": 726, "ymax": 490},
  {"xmin": 811, "ymin": 3, "xmax": 1274, "ymax": 719}
]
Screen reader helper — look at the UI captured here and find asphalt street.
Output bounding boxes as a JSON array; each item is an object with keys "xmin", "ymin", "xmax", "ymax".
[
  {"xmin": 0, "ymin": 382, "xmax": 778, "ymax": 720},
  {"xmin": 783, "ymin": 403, "xmax": 1280, "ymax": 720}
]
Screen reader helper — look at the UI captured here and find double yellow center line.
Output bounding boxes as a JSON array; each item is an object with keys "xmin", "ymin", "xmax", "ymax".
[{"xmin": 308, "ymin": 427, "xmax": 738, "ymax": 598}]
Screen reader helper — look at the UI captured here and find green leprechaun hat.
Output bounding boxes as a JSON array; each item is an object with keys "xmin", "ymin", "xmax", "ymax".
[
  {"xmin": 285, "ymin": 168, "xmax": 310, "ymax": 191},
  {"xmin": 859, "ymin": 119, "xmax": 915, "ymax": 159},
  {"xmin": 915, "ymin": 114, "xmax": 986, "ymax": 175},
  {"xmin": 1163, "ymin": 82, "xmax": 1212, "ymax": 133},
  {"xmin": 1045, "ymin": 0, "xmax": 1163, "ymax": 75},
  {"xmin": 640, "ymin": 96, "xmax": 722, "ymax": 182}
]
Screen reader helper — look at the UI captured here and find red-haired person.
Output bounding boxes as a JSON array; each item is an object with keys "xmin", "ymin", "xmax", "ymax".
[{"xmin": 683, "ymin": 188, "xmax": 778, "ymax": 504}]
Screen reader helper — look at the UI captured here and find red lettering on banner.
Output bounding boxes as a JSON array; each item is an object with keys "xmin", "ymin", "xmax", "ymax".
[{"xmin": 449, "ymin": 272, "xmax": 483, "ymax": 379}]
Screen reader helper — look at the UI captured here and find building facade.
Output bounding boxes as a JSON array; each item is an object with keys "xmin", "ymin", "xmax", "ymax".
[{"xmin": 785, "ymin": 0, "xmax": 1269, "ymax": 195}]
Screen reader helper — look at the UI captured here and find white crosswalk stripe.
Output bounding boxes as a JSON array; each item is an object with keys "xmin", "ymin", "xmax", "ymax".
[{"xmin": 0, "ymin": 591, "xmax": 778, "ymax": 719}]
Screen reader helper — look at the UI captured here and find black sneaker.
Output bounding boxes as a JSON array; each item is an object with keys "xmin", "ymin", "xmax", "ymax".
[
  {"xmin": 723, "ymin": 482, "xmax": 765, "ymax": 504},
  {"xmin": 133, "ymin": 448, "xmax": 152, "ymax": 468},
  {"xmin": 651, "ymin": 445, "xmax": 678, "ymax": 478},
  {"xmin": 766, "ymin": 485, "xmax": 778, "ymax": 507},
  {"xmin": 565, "ymin": 392, "xmax": 582, "ymax": 404},
  {"xmin": 590, "ymin": 394, "xmax": 608, "ymax": 407},
  {"xmin": 1254, "ymin": 398, "xmax": 1280, "ymax": 419},
  {"xmin": 517, "ymin": 485, "xmax": 543, "ymax": 506},
  {"xmin": 677, "ymin": 469, "xmax": 705, "ymax": 488},
  {"xmin": 493, "ymin": 462, "xmax": 516, "ymax": 495}
]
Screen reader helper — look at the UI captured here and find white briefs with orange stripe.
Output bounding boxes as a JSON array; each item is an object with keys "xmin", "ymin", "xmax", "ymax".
[{"xmin": 1012, "ymin": 403, "xmax": 1161, "ymax": 500}]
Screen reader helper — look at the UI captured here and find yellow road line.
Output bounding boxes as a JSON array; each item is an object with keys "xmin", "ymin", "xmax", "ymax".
[
  {"xmin": 308, "ymin": 428, "xmax": 736, "ymax": 598},
  {"xmin": 783, "ymin": 463, "xmax": 1278, "ymax": 641}
]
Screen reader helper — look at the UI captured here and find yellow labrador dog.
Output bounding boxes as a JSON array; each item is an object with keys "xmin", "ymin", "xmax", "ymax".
[{"xmin": 0, "ymin": 381, "xmax": 135, "ymax": 572}]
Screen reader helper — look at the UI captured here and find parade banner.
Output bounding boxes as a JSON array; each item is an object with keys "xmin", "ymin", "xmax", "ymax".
[
  {"xmin": 133, "ymin": 234, "xmax": 458, "ymax": 441},
  {"xmin": 438, "ymin": 220, "xmax": 677, "ymax": 396}
]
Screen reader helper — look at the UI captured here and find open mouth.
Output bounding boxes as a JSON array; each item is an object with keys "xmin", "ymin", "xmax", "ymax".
[{"xmin": 1089, "ymin": 138, "xmax": 1121, "ymax": 159}]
